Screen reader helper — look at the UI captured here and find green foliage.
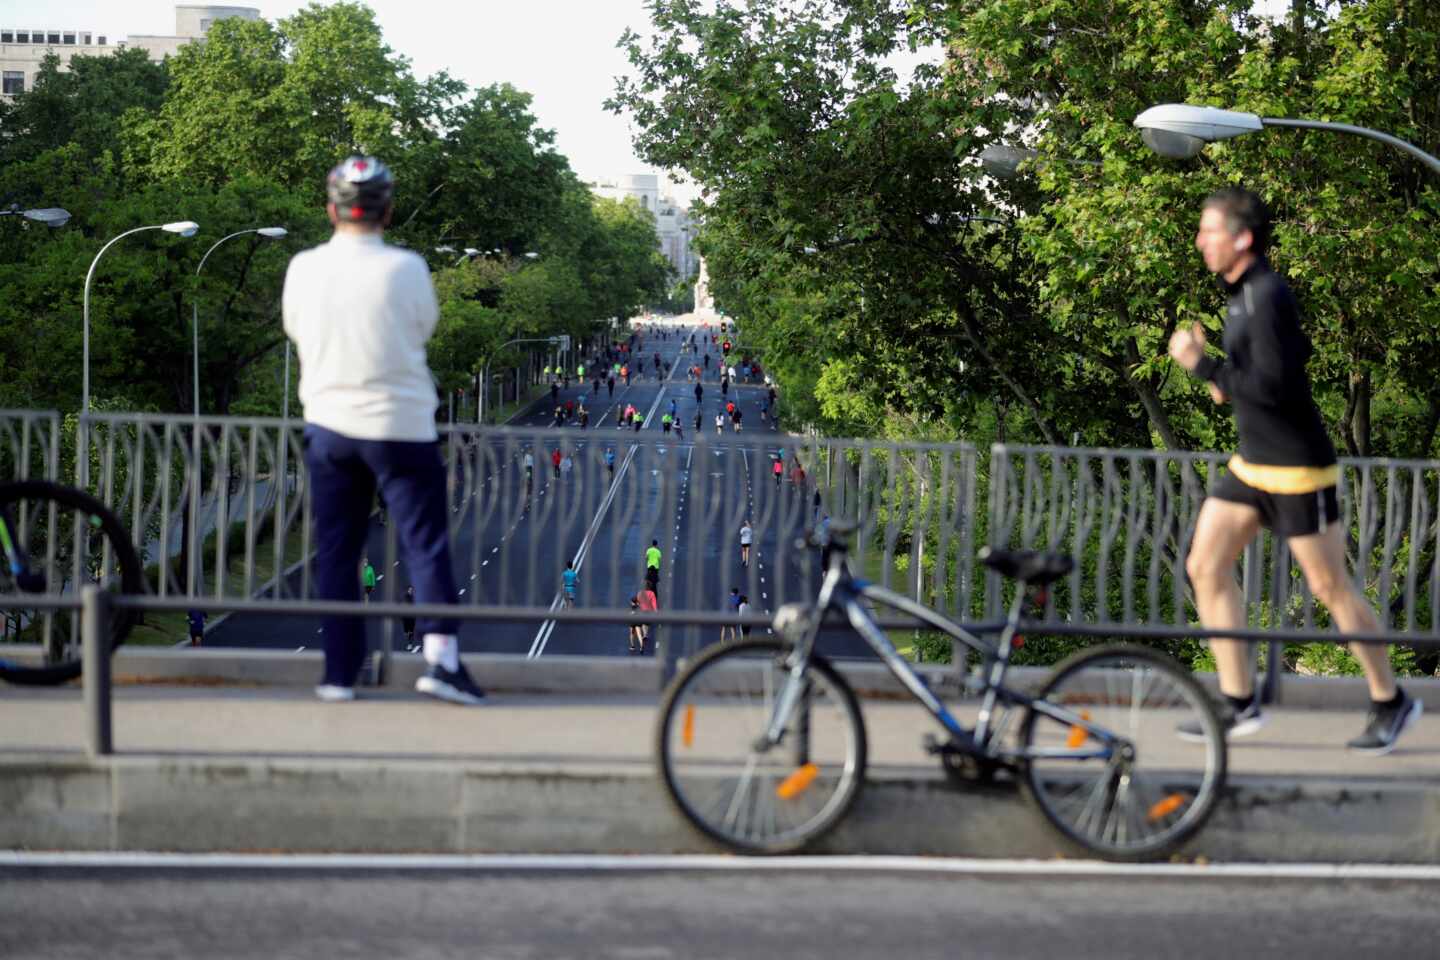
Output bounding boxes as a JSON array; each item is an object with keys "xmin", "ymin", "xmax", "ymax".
[
  {"xmin": 613, "ymin": 0, "xmax": 1440, "ymax": 460},
  {"xmin": 0, "ymin": 2, "xmax": 668, "ymax": 417}
]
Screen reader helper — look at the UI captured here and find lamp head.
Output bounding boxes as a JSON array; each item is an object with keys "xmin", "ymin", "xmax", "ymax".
[
  {"xmin": 1134, "ymin": 104, "xmax": 1264, "ymax": 158},
  {"xmin": 257, "ymin": 226, "xmax": 288, "ymax": 239},
  {"xmin": 978, "ymin": 144, "xmax": 1036, "ymax": 179},
  {"xmin": 163, "ymin": 221, "xmax": 200, "ymax": 237},
  {"xmin": 24, "ymin": 207, "xmax": 72, "ymax": 227}
]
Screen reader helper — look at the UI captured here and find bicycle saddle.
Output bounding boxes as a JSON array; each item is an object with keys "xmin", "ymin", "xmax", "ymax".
[{"xmin": 978, "ymin": 546, "xmax": 1074, "ymax": 586}]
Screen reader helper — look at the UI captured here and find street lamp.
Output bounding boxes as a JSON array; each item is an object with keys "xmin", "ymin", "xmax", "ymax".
[
  {"xmin": 480, "ymin": 336, "xmax": 563, "ymax": 424},
  {"xmin": 978, "ymin": 144, "xmax": 1037, "ymax": 180},
  {"xmin": 1134, "ymin": 104, "xmax": 1440, "ymax": 177},
  {"xmin": 192, "ymin": 227, "xmax": 288, "ymax": 416},
  {"xmin": 0, "ymin": 203, "xmax": 72, "ymax": 227},
  {"xmin": 83, "ymin": 220, "xmax": 198, "ymax": 415},
  {"xmin": 436, "ymin": 245, "xmax": 482, "ymax": 266}
]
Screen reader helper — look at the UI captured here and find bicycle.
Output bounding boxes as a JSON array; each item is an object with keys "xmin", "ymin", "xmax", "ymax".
[
  {"xmin": 655, "ymin": 521, "xmax": 1227, "ymax": 860},
  {"xmin": 0, "ymin": 480, "xmax": 143, "ymax": 686}
]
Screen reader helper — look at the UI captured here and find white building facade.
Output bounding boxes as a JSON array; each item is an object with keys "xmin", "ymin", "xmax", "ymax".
[
  {"xmin": 589, "ymin": 174, "xmax": 697, "ymax": 283},
  {"xmin": 0, "ymin": 5, "xmax": 257, "ymax": 99}
]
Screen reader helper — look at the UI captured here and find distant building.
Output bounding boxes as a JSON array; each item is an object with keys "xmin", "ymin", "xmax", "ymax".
[
  {"xmin": 1, "ymin": 5, "xmax": 258, "ymax": 99},
  {"xmin": 589, "ymin": 174, "xmax": 697, "ymax": 282}
]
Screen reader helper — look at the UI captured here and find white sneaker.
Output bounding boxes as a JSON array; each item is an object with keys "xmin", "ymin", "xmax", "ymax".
[{"xmin": 315, "ymin": 684, "xmax": 356, "ymax": 703}]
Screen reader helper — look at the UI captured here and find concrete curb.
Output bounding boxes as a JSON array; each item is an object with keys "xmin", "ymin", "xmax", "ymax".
[
  {"xmin": 2, "ymin": 753, "xmax": 1435, "ymax": 862},
  {"xmin": 7, "ymin": 645, "xmax": 1437, "ymax": 708}
]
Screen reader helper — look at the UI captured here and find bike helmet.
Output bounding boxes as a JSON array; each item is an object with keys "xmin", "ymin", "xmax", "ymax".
[{"xmin": 326, "ymin": 155, "xmax": 394, "ymax": 223}]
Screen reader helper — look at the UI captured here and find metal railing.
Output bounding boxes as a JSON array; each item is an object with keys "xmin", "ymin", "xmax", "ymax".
[{"xmin": 4, "ymin": 411, "xmax": 1437, "ymax": 687}]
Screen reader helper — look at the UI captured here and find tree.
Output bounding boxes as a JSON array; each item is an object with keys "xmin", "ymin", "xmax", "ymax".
[
  {"xmin": 0, "ymin": 48, "xmax": 167, "ymax": 172},
  {"xmin": 610, "ymin": 0, "xmax": 1088, "ymax": 446},
  {"xmin": 614, "ymin": 0, "xmax": 1440, "ymax": 459}
]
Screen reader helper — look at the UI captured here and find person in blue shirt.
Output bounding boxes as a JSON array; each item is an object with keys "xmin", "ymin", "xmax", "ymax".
[
  {"xmin": 720, "ymin": 587, "xmax": 741, "ymax": 644},
  {"xmin": 604, "ymin": 446, "xmax": 616, "ymax": 481},
  {"xmin": 187, "ymin": 608, "xmax": 206, "ymax": 647},
  {"xmin": 561, "ymin": 561, "xmax": 579, "ymax": 608}
]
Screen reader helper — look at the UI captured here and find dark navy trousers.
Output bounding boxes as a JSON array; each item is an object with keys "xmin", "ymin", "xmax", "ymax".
[{"xmin": 303, "ymin": 425, "xmax": 459, "ymax": 687}]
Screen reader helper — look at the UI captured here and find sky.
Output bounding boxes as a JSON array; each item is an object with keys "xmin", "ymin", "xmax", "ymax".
[
  {"xmin": 15, "ymin": 1, "xmax": 1295, "ymax": 203},
  {"xmin": 16, "ymin": 0, "xmax": 693, "ymax": 196}
]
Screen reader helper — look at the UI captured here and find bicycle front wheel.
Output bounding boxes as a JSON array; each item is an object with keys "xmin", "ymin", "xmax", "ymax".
[
  {"xmin": 1020, "ymin": 644, "xmax": 1227, "ymax": 861},
  {"xmin": 655, "ymin": 638, "xmax": 867, "ymax": 854},
  {"xmin": 0, "ymin": 481, "xmax": 144, "ymax": 686}
]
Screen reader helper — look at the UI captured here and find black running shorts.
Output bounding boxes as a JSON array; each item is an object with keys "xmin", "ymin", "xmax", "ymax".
[{"xmin": 1212, "ymin": 470, "xmax": 1338, "ymax": 539}]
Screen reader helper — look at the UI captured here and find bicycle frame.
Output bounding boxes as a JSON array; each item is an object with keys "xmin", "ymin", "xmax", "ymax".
[{"xmin": 764, "ymin": 545, "xmax": 1122, "ymax": 765}]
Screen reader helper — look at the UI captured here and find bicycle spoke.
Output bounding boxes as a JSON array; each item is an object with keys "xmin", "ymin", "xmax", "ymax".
[
  {"xmin": 659, "ymin": 640, "xmax": 865, "ymax": 853},
  {"xmin": 1024, "ymin": 646, "xmax": 1226, "ymax": 860}
]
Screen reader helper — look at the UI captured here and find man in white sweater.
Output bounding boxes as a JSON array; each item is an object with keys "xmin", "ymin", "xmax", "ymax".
[{"xmin": 283, "ymin": 155, "xmax": 484, "ymax": 705}]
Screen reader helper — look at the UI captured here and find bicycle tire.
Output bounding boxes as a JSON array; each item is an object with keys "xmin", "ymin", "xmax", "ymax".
[
  {"xmin": 1019, "ymin": 644, "xmax": 1227, "ymax": 861},
  {"xmin": 0, "ymin": 480, "xmax": 144, "ymax": 686},
  {"xmin": 655, "ymin": 638, "xmax": 867, "ymax": 854}
]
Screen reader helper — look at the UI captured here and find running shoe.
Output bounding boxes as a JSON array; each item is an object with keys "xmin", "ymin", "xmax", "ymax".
[
  {"xmin": 416, "ymin": 661, "xmax": 487, "ymax": 705},
  {"xmin": 314, "ymin": 684, "xmax": 356, "ymax": 703},
  {"xmin": 1177, "ymin": 699, "xmax": 1265, "ymax": 742},
  {"xmin": 1346, "ymin": 691, "xmax": 1422, "ymax": 756}
]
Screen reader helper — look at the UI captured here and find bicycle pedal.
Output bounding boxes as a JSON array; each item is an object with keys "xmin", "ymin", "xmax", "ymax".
[{"xmin": 922, "ymin": 734, "xmax": 965, "ymax": 756}]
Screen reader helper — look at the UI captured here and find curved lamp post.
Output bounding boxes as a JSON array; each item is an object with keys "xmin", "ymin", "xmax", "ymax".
[
  {"xmin": 192, "ymin": 227, "xmax": 288, "ymax": 416},
  {"xmin": 83, "ymin": 221, "xmax": 199, "ymax": 415},
  {"xmin": 1133, "ymin": 104, "xmax": 1440, "ymax": 177},
  {"xmin": 480, "ymin": 336, "xmax": 561, "ymax": 424}
]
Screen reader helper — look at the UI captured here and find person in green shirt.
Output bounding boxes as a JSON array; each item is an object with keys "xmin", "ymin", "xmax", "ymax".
[
  {"xmin": 646, "ymin": 540, "xmax": 662, "ymax": 573},
  {"xmin": 578, "ymin": 363, "xmax": 586, "ymax": 380},
  {"xmin": 361, "ymin": 558, "xmax": 377, "ymax": 601},
  {"xmin": 661, "ymin": 412, "xmax": 673, "ymax": 434}
]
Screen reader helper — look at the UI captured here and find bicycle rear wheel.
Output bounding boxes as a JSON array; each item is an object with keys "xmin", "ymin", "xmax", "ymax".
[
  {"xmin": 1020, "ymin": 644, "xmax": 1227, "ymax": 860},
  {"xmin": 655, "ymin": 638, "xmax": 867, "ymax": 854},
  {"xmin": 0, "ymin": 481, "xmax": 143, "ymax": 686}
]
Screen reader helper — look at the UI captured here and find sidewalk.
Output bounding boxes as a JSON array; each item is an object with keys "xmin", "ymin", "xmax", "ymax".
[{"xmin": 3, "ymin": 674, "xmax": 1438, "ymax": 861}]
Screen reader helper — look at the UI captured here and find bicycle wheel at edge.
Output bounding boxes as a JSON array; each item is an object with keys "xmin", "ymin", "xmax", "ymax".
[
  {"xmin": 655, "ymin": 638, "xmax": 868, "ymax": 854},
  {"xmin": 0, "ymin": 480, "xmax": 143, "ymax": 686},
  {"xmin": 1019, "ymin": 644, "xmax": 1227, "ymax": 861}
]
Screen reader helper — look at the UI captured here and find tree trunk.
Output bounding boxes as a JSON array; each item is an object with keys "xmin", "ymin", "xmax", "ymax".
[
  {"xmin": 953, "ymin": 301, "xmax": 1062, "ymax": 447},
  {"xmin": 1348, "ymin": 368, "xmax": 1371, "ymax": 457},
  {"xmin": 1124, "ymin": 337, "xmax": 1186, "ymax": 452},
  {"xmin": 1414, "ymin": 393, "xmax": 1440, "ymax": 460}
]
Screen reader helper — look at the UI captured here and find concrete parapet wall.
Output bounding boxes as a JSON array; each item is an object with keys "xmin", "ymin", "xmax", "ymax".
[{"xmin": 3, "ymin": 755, "xmax": 1436, "ymax": 862}]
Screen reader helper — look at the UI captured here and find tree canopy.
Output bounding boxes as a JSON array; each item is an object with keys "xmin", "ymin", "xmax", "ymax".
[
  {"xmin": 610, "ymin": 0, "xmax": 1440, "ymax": 457},
  {"xmin": 0, "ymin": 2, "xmax": 671, "ymax": 416}
]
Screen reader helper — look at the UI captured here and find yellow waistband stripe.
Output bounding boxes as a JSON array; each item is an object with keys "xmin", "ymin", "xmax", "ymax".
[{"xmin": 1228, "ymin": 455, "xmax": 1339, "ymax": 495}]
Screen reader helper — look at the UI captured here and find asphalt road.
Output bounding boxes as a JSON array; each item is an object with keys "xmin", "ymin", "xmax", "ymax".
[
  {"xmin": 202, "ymin": 321, "xmax": 869, "ymax": 661},
  {"xmin": 1, "ymin": 859, "xmax": 1431, "ymax": 959}
]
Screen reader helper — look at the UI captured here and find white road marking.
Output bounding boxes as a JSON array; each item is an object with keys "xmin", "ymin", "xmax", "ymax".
[{"xmin": 7, "ymin": 853, "xmax": 1440, "ymax": 881}]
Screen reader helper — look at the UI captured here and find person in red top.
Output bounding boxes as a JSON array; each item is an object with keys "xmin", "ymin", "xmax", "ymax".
[
  {"xmin": 636, "ymin": 584, "xmax": 659, "ymax": 654},
  {"xmin": 772, "ymin": 457, "xmax": 784, "ymax": 488},
  {"xmin": 551, "ymin": 447, "xmax": 562, "ymax": 478}
]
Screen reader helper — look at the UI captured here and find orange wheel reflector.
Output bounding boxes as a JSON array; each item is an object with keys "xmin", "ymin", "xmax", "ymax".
[
  {"xmin": 1148, "ymin": 794, "xmax": 1185, "ymax": 822},
  {"xmin": 776, "ymin": 763, "xmax": 819, "ymax": 800},
  {"xmin": 682, "ymin": 705, "xmax": 695, "ymax": 748},
  {"xmin": 1066, "ymin": 710, "xmax": 1092, "ymax": 749}
]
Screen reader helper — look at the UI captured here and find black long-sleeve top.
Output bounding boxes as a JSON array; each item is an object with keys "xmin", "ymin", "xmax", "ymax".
[{"xmin": 1191, "ymin": 260, "xmax": 1336, "ymax": 469}]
